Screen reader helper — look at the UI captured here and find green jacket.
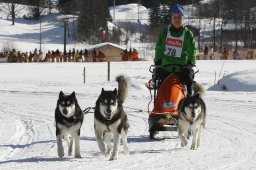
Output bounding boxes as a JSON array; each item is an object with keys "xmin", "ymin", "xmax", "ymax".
[{"xmin": 154, "ymin": 25, "xmax": 196, "ymax": 72}]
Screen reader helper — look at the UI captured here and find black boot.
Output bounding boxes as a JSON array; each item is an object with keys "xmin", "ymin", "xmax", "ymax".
[
  {"xmin": 179, "ymin": 67, "xmax": 194, "ymax": 96},
  {"xmin": 186, "ymin": 83, "xmax": 193, "ymax": 96}
]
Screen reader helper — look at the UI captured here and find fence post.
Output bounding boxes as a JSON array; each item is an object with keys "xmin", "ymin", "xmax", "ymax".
[
  {"xmin": 108, "ymin": 61, "xmax": 110, "ymax": 81},
  {"xmin": 83, "ymin": 67, "xmax": 86, "ymax": 83}
]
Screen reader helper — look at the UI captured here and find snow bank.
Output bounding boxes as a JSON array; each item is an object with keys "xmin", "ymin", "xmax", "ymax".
[{"xmin": 209, "ymin": 70, "xmax": 256, "ymax": 92}]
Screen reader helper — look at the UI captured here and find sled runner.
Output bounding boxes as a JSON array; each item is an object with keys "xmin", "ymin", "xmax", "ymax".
[{"xmin": 147, "ymin": 64, "xmax": 190, "ymax": 139}]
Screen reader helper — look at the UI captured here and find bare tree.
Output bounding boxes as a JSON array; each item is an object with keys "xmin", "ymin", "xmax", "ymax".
[
  {"xmin": 1, "ymin": 1, "xmax": 24, "ymax": 25},
  {"xmin": 29, "ymin": 0, "xmax": 48, "ymax": 19}
]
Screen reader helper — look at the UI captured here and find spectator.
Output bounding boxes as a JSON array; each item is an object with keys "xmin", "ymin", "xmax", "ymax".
[
  {"xmin": 222, "ymin": 48, "xmax": 229, "ymax": 60},
  {"xmin": 132, "ymin": 48, "xmax": 139, "ymax": 61},
  {"xmin": 203, "ymin": 46, "xmax": 208, "ymax": 60},
  {"xmin": 209, "ymin": 45, "xmax": 214, "ymax": 60},
  {"xmin": 232, "ymin": 49, "xmax": 240, "ymax": 60},
  {"xmin": 92, "ymin": 48, "xmax": 97, "ymax": 62}
]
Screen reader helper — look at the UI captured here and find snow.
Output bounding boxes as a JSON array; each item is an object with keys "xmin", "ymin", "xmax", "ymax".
[
  {"xmin": 0, "ymin": 61, "xmax": 256, "ymax": 170},
  {"xmin": 109, "ymin": 3, "xmax": 149, "ymax": 25},
  {"xmin": 1, "ymin": 3, "xmax": 256, "ymax": 169},
  {"xmin": 86, "ymin": 42, "xmax": 125, "ymax": 51}
]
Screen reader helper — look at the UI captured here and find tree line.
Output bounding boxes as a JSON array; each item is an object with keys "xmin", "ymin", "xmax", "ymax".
[
  {"xmin": 1, "ymin": 0, "xmax": 256, "ymax": 49},
  {"xmin": 147, "ymin": 0, "xmax": 256, "ymax": 50}
]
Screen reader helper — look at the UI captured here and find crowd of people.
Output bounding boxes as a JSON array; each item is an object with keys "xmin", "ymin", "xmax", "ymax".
[
  {"xmin": 0, "ymin": 47, "xmax": 140, "ymax": 63},
  {"xmin": 1, "ymin": 46, "xmax": 254, "ymax": 63},
  {"xmin": 121, "ymin": 48, "xmax": 139, "ymax": 61},
  {"xmin": 201, "ymin": 46, "xmax": 255, "ymax": 60},
  {"xmin": 0, "ymin": 48, "xmax": 83, "ymax": 63}
]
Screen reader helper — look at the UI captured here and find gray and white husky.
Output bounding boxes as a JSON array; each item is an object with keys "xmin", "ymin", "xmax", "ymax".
[
  {"xmin": 55, "ymin": 91, "xmax": 83, "ymax": 158},
  {"xmin": 178, "ymin": 84, "xmax": 206, "ymax": 150},
  {"xmin": 94, "ymin": 75, "xmax": 130, "ymax": 161}
]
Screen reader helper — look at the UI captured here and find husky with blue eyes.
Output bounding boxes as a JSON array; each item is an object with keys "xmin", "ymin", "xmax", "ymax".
[
  {"xmin": 55, "ymin": 91, "xmax": 83, "ymax": 158},
  {"xmin": 94, "ymin": 75, "xmax": 130, "ymax": 161}
]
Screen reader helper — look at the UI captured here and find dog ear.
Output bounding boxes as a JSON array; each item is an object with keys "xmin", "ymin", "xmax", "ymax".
[
  {"xmin": 101, "ymin": 88, "xmax": 105, "ymax": 94},
  {"xmin": 59, "ymin": 91, "xmax": 64, "ymax": 98},
  {"xmin": 178, "ymin": 98, "xmax": 185, "ymax": 113},
  {"xmin": 194, "ymin": 92, "xmax": 201, "ymax": 99},
  {"xmin": 71, "ymin": 91, "xmax": 76, "ymax": 98},
  {"xmin": 113, "ymin": 88, "xmax": 117, "ymax": 95}
]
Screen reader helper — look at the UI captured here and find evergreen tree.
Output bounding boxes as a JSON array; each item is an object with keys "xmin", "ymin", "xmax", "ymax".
[
  {"xmin": 149, "ymin": 1, "xmax": 161, "ymax": 30},
  {"xmin": 77, "ymin": 0, "xmax": 111, "ymax": 43},
  {"xmin": 58, "ymin": 0, "xmax": 78, "ymax": 14},
  {"xmin": 110, "ymin": 27, "xmax": 122, "ymax": 43},
  {"xmin": 141, "ymin": 0, "xmax": 153, "ymax": 8},
  {"xmin": 29, "ymin": 0, "xmax": 48, "ymax": 19},
  {"xmin": 159, "ymin": 4, "xmax": 170, "ymax": 26}
]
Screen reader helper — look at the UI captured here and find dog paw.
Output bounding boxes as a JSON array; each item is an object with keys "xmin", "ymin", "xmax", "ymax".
[
  {"xmin": 105, "ymin": 148, "xmax": 112, "ymax": 157},
  {"xmin": 190, "ymin": 144, "xmax": 197, "ymax": 150},
  {"xmin": 109, "ymin": 152, "xmax": 118, "ymax": 161},
  {"xmin": 58, "ymin": 151, "xmax": 64, "ymax": 158},
  {"xmin": 100, "ymin": 147, "xmax": 107, "ymax": 155},
  {"xmin": 68, "ymin": 150, "xmax": 72, "ymax": 156},
  {"xmin": 109, "ymin": 156, "xmax": 118, "ymax": 161},
  {"xmin": 123, "ymin": 145, "xmax": 129, "ymax": 154},
  {"xmin": 74, "ymin": 154, "xmax": 82, "ymax": 158},
  {"xmin": 181, "ymin": 141, "xmax": 188, "ymax": 147},
  {"xmin": 58, "ymin": 148, "xmax": 64, "ymax": 158}
]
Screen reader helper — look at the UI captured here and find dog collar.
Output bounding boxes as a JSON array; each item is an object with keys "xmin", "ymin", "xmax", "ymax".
[
  {"xmin": 62, "ymin": 119, "xmax": 75, "ymax": 128},
  {"xmin": 62, "ymin": 114, "xmax": 82, "ymax": 128},
  {"xmin": 182, "ymin": 113, "xmax": 194, "ymax": 125}
]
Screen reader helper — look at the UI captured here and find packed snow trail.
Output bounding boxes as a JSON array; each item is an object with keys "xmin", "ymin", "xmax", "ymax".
[{"xmin": 0, "ymin": 61, "xmax": 256, "ymax": 170}]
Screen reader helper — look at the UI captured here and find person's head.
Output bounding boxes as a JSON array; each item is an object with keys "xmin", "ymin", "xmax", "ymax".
[{"xmin": 170, "ymin": 4, "xmax": 185, "ymax": 29}]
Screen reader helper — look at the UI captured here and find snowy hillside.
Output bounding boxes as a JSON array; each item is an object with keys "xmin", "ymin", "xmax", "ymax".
[
  {"xmin": 0, "ymin": 2, "xmax": 151, "ymax": 55},
  {"xmin": 109, "ymin": 3, "xmax": 149, "ymax": 25}
]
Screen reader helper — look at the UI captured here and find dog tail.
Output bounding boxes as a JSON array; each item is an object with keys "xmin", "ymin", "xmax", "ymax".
[
  {"xmin": 116, "ymin": 75, "xmax": 130, "ymax": 103},
  {"xmin": 193, "ymin": 82, "xmax": 205, "ymax": 97}
]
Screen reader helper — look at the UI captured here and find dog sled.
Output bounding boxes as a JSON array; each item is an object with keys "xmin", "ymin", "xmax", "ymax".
[{"xmin": 147, "ymin": 64, "xmax": 197, "ymax": 139}]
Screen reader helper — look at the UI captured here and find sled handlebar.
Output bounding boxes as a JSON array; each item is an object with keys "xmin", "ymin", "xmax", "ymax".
[{"xmin": 149, "ymin": 64, "xmax": 196, "ymax": 73}]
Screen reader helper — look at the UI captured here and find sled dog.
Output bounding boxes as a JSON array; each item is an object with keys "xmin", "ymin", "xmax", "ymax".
[
  {"xmin": 55, "ymin": 91, "xmax": 83, "ymax": 158},
  {"xmin": 94, "ymin": 75, "xmax": 130, "ymax": 161},
  {"xmin": 177, "ymin": 86, "xmax": 206, "ymax": 150}
]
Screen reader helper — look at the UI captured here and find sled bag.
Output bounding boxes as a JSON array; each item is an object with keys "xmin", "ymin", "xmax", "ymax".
[{"xmin": 152, "ymin": 74, "xmax": 185, "ymax": 116}]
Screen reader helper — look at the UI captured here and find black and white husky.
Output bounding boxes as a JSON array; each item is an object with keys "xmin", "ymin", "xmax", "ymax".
[
  {"xmin": 55, "ymin": 91, "xmax": 83, "ymax": 158},
  {"xmin": 178, "ymin": 84, "xmax": 206, "ymax": 150},
  {"xmin": 94, "ymin": 75, "xmax": 130, "ymax": 161}
]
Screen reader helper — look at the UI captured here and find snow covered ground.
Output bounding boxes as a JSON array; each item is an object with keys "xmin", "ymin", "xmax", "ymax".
[{"xmin": 0, "ymin": 60, "xmax": 256, "ymax": 170}]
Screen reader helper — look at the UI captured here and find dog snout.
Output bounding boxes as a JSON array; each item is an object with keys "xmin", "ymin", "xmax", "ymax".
[
  {"xmin": 107, "ymin": 108, "xmax": 112, "ymax": 113},
  {"xmin": 191, "ymin": 112, "xmax": 195, "ymax": 118},
  {"xmin": 63, "ymin": 108, "xmax": 68, "ymax": 115}
]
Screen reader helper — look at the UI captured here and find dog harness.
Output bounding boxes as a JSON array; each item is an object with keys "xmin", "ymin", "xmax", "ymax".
[{"xmin": 62, "ymin": 114, "xmax": 83, "ymax": 128}]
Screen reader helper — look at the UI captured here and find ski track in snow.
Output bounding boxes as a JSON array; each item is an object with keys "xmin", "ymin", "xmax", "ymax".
[{"xmin": 0, "ymin": 62, "xmax": 256, "ymax": 170}]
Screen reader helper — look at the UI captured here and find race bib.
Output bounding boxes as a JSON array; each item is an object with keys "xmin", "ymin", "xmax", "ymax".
[{"xmin": 164, "ymin": 26, "xmax": 185, "ymax": 58}]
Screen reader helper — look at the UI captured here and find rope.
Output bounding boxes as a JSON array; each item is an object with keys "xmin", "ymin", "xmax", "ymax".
[
  {"xmin": 147, "ymin": 79, "xmax": 154, "ymax": 114},
  {"xmin": 82, "ymin": 107, "xmax": 95, "ymax": 114},
  {"xmin": 83, "ymin": 106, "xmax": 147, "ymax": 114},
  {"xmin": 123, "ymin": 106, "xmax": 147, "ymax": 113}
]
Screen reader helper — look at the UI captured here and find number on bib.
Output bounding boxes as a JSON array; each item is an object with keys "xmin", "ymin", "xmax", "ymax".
[{"xmin": 166, "ymin": 48, "xmax": 176, "ymax": 56}]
